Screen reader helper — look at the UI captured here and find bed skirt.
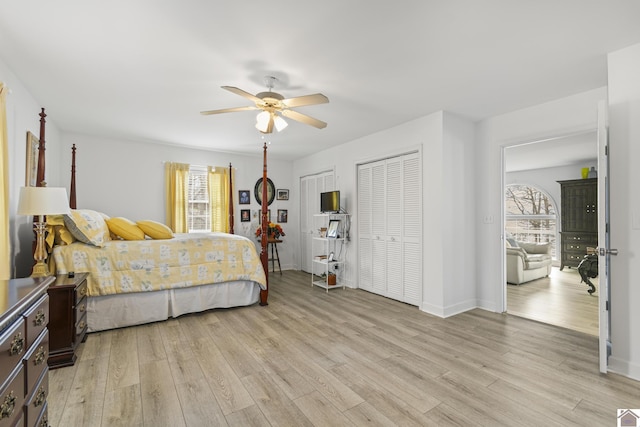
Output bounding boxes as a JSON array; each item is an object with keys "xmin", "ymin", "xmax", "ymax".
[{"xmin": 86, "ymin": 280, "xmax": 261, "ymax": 332}]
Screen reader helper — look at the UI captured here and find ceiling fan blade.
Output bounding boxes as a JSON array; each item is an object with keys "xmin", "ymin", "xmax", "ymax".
[
  {"xmin": 281, "ymin": 109, "xmax": 327, "ymax": 129},
  {"xmin": 281, "ymin": 93, "xmax": 329, "ymax": 108},
  {"xmin": 200, "ymin": 106, "xmax": 258, "ymax": 115},
  {"xmin": 222, "ymin": 86, "xmax": 263, "ymax": 103}
]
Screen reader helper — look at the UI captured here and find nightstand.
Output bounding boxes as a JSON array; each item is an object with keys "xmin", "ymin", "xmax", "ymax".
[{"xmin": 47, "ymin": 273, "xmax": 89, "ymax": 369}]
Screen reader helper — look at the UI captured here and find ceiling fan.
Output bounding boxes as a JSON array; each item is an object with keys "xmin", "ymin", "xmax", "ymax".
[{"xmin": 200, "ymin": 76, "xmax": 329, "ymax": 134}]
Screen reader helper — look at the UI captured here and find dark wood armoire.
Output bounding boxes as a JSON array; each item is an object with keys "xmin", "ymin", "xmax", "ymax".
[{"xmin": 558, "ymin": 178, "xmax": 598, "ymax": 270}]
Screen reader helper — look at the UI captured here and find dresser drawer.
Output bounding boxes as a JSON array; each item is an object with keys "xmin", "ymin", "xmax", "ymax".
[
  {"xmin": 75, "ymin": 280, "xmax": 88, "ymax": 302},
  {"xmin": 24, "ymin": 370, "xmax": 47, "ymax": 427},
  {"xmin": 75, "ymin": 297, "xmax": 87, "ymax": 324},
  {"xmin": 24, "ymin": 330, "xmax": 48, "ymax": 397},
  {"xmin": 76, "ymin": 312, "xmax": 87, "ymax": 340},
  {"xmin": 0, "ymin": 366, "xmax": 25, "ymax": 427},
  {"xmin": 23, "ymin": 295, "xmax": 48, "ymax": 351},
  {"xmin": 0, "ymin": 320, "xmax": 25, "ymax": 385},
  {"xmin": 31, "ymin": 400, "xmax": 47, "ymax": 427}
]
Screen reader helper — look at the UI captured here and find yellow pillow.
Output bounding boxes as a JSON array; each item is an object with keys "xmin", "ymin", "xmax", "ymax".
[
  {"xmin": 137, "ymin": 220, "xmax": 174, "ymax": 240},
  {"xmin": 45, "ymin": 214, "xmax": 77, "ymax": 250},
  {"xmin": 64, "ymin": 209, "xmax": 111, "ymax": 247},
  {"xmin": 106, "ymin": 217, "xmax": 145, "ymax": 241}
]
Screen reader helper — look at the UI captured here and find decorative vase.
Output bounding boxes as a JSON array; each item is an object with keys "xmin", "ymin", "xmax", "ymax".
[
  {"xmin": 581, "ymin": 167, "xmax": 589, "ymax": 179},
  {"xmin": 588, "ymin": 167, "xmax": 597, "ymax": 178}
]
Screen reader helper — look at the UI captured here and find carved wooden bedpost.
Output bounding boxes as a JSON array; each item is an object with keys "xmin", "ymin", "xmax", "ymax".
[
  {"xmin": 260, "ymin": 142, "xmax": 269, "ymax": 305},
  {"xmin": 70, "ymin": 144, "xmax": 77, "ymax": 209},
  {"xmin": 228, "ymin": 162, "xmax": 234, "ymax": 234},
  {"xmin": 36, "ymin": 108, "xmax": 46, "ymax": 187}
]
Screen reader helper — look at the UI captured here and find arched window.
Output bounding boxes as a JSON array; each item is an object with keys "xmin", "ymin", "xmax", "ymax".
[{"xmin": 505, "ymin": 184, "xmax": 558, "ymax": 258}]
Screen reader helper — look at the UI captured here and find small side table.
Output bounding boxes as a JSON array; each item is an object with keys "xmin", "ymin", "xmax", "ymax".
[
  {"xmin": 47, "ymin": 272, "xmax": 89, "ymax": 368},
  {"xmin": 268, "ymin": 238, "xmax": 282, "ymax": 274}
]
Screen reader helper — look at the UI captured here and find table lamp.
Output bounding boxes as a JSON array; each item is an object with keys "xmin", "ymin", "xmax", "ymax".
[{"xmin": 17, "ymin": 186, "xmax": 70, "ymax": 277}]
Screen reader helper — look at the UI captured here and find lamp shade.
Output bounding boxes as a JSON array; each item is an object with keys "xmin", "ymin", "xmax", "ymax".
[{"xmin": 17, "ymin": 186, "xmax": 70, "ymax": 216}]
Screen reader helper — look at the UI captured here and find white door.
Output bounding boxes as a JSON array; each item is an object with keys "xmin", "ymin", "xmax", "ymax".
[
  {"xmin": 597, "ymin": 100, "xmax": 614, "ymax": 373},
  {"xmin": 357, "ymin": 153, "xmax": 422, "ymax": 305}
]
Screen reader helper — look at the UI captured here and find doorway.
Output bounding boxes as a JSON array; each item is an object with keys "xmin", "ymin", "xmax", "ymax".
[{"xmin": 503, "ymin": 131, "xmax": 599, "ymax": 335}]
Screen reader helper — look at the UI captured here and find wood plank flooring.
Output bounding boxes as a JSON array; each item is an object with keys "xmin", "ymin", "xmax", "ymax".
[
  {"xmin": 507, "ymin": 267, "xmax": 599, "ymax": 336},
  {"xmin": 49, "ymin": 270, "xmax": 636, "ymax": 426}
]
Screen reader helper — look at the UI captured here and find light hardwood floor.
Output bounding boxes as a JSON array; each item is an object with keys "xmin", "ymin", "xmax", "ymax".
[
  {"xmin": 507, "ymin": 266, "xmax": 599, "ymax": 336},
  {"xmin": 49, "ymin": 270, "xmax": 636, "ymax": 427}
]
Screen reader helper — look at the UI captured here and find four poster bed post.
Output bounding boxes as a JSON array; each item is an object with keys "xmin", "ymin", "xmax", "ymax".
[{"xmin": 259, "ymin": 142, "xmax": 269, "ymax": 305}]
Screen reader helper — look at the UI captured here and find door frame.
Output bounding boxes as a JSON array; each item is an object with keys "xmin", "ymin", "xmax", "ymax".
[{"xmin": 499, "ymin": 128, "xmax": 600, "ymax": 314}]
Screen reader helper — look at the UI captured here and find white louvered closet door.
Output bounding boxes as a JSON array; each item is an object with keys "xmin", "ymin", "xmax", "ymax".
[
  {"xmin": 358, "ymin": 165, "xmax": 373, "ymax": 291},
  {"xmin": 357, "ymin": 152, "xmax": 422, "ymax": 306},
  {"xmin": 371, "ymin": 160, "xmax": 387, "ymax": 294},
  {"xmin": 385, "ymin": 157, "xmax": 403, "ymax": 301},
  {"xmin": 402, "ymin": 153, "xmax": 422, "ymax": 306}
]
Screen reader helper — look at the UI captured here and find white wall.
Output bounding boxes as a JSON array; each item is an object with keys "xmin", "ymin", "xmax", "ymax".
[
  {"xmin": 293, "ymin": 111, "xmax": 477, "ymax": 316},
  {"xmin": 1, "ymin": 55, "xmax": 64, "ymax": 278},
  {"xmin": 607, "ymin": 42, "xmax": 640, "ymax": 379}
]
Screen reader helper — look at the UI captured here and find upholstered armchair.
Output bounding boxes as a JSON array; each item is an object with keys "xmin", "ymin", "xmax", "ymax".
[{"xmin": 506, "ymin": 241, "xmax": 552, "ymax": 285}]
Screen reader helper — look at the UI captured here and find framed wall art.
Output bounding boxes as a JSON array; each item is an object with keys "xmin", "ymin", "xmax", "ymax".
[
  {"xmin": 277, "ymin": 189, "xmax": 289, "ymax": 200},
  {"xmin": 277, "ymin": 209, "xmax": 288, "ymax": 223},
  {"xmin": 254, "ymin": 177, "xmax": 275, "ymax": 205},
  {"xmin": 25, "ymin": 131, "xmax": 39, "ymax": 186},
  {"xmin": 240, "ymin": 209, "xmax": 251, "ymax": 222},
  {"xmin": 239, "ymin": 190, "xmax": 250, "ymax": 204}
]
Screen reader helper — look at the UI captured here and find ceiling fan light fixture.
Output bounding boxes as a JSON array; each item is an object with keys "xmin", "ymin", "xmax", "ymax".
[
  {"xmin": 255, "ymin": 111, "xmax": 271, "ymax": 132},
  {"xmin": 274, "ymin": 115, "xmax": 288, "ymax": 132}
]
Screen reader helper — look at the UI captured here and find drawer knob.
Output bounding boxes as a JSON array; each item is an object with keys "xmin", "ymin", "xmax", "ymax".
[
  {"xmin": 0, "ymin": 390, "xmax": 16, "ymax": 419},
  {"xmin": 9, "ymin": 333, "xmax": 24, "ymax": 356},
  {"xmin": 34, "ymin": 345, "xmax": 47, "ymax": 365},
  {"xmin": 79, "ymin": 304, "xmax": 86, "ymax": 313},
  {"xmin": 34, "ymin": 309, "xmax": 46, "ymax": 326},
  {"xmin": 34, "ymin": 386, "xmax": 46, "ymax": 407},
  {"xmin": 39, "ymin": 415, "xmax": 49, "ymax": 427},
  {"xmin": 78, "ymin": 320, "xmax": 86, "ymax": 330},
  {"xmin": 79, "ymin": 286, "xmax": 87, "ymax": 297}
]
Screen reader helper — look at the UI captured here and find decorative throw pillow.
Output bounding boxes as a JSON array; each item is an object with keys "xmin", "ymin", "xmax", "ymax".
[
  {"xmin": 506, "ymin": 237, "xmax": 518, "ymax": 248},
  {"xmin": 137, "ymin": 220, "xmax": 174, "ymax": 239},
  {"xmin": 106, "ymin": 217, "xmax": 146, "ymax": 240},
  {"xmin": 64, "ymin": 209, "xmax": 111, "ymax": 247}
]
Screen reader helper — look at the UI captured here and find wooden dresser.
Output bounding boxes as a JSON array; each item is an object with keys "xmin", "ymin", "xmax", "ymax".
[
  {"xmin": 0, "ymin": 276, "xmax": 53, "ymax": 427},
  {"xmin": 558, "ymin": 178, "xmax": 598, "ymax": 270},
  {"xmin": 47, "ymin": 273, "xmax": 88, "ymax": 369}
]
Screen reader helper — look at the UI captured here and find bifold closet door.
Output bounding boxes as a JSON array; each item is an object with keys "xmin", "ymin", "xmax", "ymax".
[{"xmin": 357, "ymin": 152, "xmax": 421, "ymax": 306}]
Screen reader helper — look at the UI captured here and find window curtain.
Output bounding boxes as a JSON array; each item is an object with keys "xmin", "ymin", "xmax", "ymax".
[
  {"xmin": 208, "ymin": 166, "xmax": 234, "ymax": 233},
  {"xmin": 164, "ymin": 162, "xmax": 189, "ymax": 233},
  {"xmin": 0, "ymin": 84, "xmax": 9, "ymax": 279}
]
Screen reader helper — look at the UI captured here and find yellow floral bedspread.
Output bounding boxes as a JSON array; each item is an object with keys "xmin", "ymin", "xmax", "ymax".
[{"xmin": 52, "ymin": 233, "xmax": 267, "ymax": 296}]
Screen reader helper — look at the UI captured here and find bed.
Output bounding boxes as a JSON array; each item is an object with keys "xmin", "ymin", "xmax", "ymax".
[{"xmin": 34, "ymin": 108, "xmax": 272, "ymax": 332}]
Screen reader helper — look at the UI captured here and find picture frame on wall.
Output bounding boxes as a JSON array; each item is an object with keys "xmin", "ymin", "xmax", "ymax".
[
  {"xmin": 240, "ymin": 209, "xmax": 250, "ymax": 222},
  {"xmin": 239, "ymin": 190, "xmax": 251, "ymax": 205},
  {"xmin": 25, "ymin": 131, "xmax": 39, "ymax": 187},
  {"xmin": 277, "ymin": 209, "xmax": 288, "ymax": 223},
  {"xmin": 277, "ymin": 189, "xmax": 289, "ymax": 200}
]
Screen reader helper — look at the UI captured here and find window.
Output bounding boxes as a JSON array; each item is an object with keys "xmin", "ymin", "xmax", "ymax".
[
  {"xmin": 187, "ymin": 165, "xmax": 210, "ymax": 232},
  {"xmin": 505, "ymin": 184, "xmax": 557, "ymax": 258}
]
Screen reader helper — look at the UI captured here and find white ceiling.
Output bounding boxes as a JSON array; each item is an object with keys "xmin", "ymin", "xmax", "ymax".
[{"xmin": 1, "ymin": 1, "xmax": 639, "ymax": 161}]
